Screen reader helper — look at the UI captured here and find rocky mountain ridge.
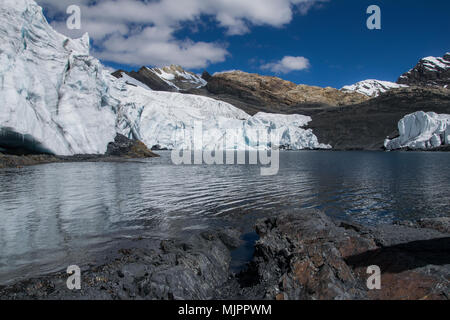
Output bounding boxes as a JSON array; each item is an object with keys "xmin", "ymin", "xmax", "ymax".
[
  {"xmin": 112, "ymin": 65, "xmax": 207, "ymax": 92},
  {"xmin": 113, "ymin": 53, "xmax": 449, "ymax": 116},
  {"xmin": 205, "ymin": 71, "xmax": 370, "ymax": 110},
  {"xmin": 341, "ymin": 79, "xmax": 408, "ymax": 97},
  {"xmin": 397, "ymin": 53, "xmax": 450, "ymax": 88}
]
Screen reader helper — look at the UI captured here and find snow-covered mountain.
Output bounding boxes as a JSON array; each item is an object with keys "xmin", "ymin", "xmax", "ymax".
[
  {"xmin": 384, "ymin": 111, "xmax": 450, "ymax": 150},
  {"xmin": 397, "ymin": 53, "xmax": 450, "ymax": 88},
  {"xmin": 112, "ymin": 65, "xmax": 207, "ymax": 92},
  {"xmin": 149, "ymin": 65, "xmax": 207, "ymax": 90},
  {"xmin": 342, "ymin": 80, "xmax": 408, "ymax": 97},
  {"xmin": 0, "ymin": 0, "xmax": 330, "ymax": 155},
  {"xmin": 342, "ymin": 53, "xmax": 450, "ymax": 97}
]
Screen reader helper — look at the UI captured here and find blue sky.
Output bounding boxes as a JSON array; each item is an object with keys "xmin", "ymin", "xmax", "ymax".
[{"xmin": 39, "ymin": 0, "xmax": 450, "ymax": 88}]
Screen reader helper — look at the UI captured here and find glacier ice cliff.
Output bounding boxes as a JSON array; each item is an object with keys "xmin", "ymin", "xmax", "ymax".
[
  {"xmin": 0, "ymin": 0, "xmax": 330, "ymax": 155},
  {"xmin": 384, "ymin": 111, "xmax": 450, "ymax": 150}
]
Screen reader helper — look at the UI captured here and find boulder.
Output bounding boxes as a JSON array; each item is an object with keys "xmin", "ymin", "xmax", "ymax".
[{"xmin": 105, "ymin": 134, "xmax": 158, "ymax": 158}]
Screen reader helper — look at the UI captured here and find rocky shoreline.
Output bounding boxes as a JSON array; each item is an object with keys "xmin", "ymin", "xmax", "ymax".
[
  {"xmin": 0, "ymin": 134, "xmax": 159, "ymax": 169},
  {"xmin": 1, "ymin": 210, "xmax": 448, "ymax": 300},
  {"xmin": 2, "ymin": 146, "xmax": 449, "ymax": 170}
]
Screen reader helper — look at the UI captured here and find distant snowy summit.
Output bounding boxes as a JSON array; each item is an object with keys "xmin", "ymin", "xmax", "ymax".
[
  {"xmin": 112, "ymin": 65, "xmax": 207, "ymax": 92},
  {"xmin": 342, "ymin": 53, "xmax": 450, "ymax": 97},
  {"xmin": 341, "ymin": 80, "xmax": 408, "ymax": 97},
  {"xmin": 397, "ymin": 53, "xmax": 450, "ymax": 88}
]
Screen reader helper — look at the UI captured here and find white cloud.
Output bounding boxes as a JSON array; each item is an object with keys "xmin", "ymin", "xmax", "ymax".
[
  {"xmin": 36, "ymin": 0, "xmax": 324, "ymax": 69},
  {"xmin": 261, "ymin": 56, "xmax": 311, "ymax": 73}
]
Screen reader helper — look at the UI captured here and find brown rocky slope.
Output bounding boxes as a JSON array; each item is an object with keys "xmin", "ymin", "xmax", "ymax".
[{"xmin": 188, "ymin": 71, "xmax": 369, "ymax": 115}]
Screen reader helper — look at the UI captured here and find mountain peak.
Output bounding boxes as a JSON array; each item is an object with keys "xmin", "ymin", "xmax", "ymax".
[
  {"xmin": 113, "ymin": 65, "xmax": 207, "ymax": 92},
  {"xmin": 341, "ymin": 79, "xmax": 408, "ymax": 97},
  {"xmin": 397, "ymin": 53, "xmax": 450, "ymax": 88}
]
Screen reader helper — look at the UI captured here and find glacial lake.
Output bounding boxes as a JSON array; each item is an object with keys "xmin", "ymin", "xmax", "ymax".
[{"xmin": 0, "ymin": 151, "xmax": 449, "ymax": 284}]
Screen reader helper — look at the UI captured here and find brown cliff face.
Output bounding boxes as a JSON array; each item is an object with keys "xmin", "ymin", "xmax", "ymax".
[{"xmin": 204, "ymin": 71, "xmax": 369, "ymax": 115}]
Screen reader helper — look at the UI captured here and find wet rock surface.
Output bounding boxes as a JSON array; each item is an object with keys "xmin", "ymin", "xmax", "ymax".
[
  {"xmin": 227, "ymin": 211, "xmax": 449, "ymax": 300},
  {"xmin": 0, "ymin": 231, "xmax": 239, "ymax": 300},
  {"xmin": 0, "ymin": 210, "xmax": 448, "ymax": 300}
]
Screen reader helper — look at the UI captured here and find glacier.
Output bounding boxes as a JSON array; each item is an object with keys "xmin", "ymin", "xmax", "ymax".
[
  {"xmin": 384, "ymin": 111, "xmax": 450, "ymax": 150},
  {"xmin": 0, "ymin": 0, "xmax": 330, "ymax": 156}
]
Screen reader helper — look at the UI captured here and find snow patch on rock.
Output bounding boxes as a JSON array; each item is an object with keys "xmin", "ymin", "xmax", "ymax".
[{"xmin": 147, "ymin": 65, "xmax": 207, "ymax": 90}]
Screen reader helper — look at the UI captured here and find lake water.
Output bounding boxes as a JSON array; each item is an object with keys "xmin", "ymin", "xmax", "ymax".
[{"xmin": 0, "ymin": 151, "xmax": 449, "ymax": 284}]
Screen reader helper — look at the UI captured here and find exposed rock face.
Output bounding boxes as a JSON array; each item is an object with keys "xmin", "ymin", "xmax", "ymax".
[
  {"xmin": 301, "ymin": 87, "xmax": 450, "ymax": 150},
  {"xmin": 397, "ymin": 53, "xmax": 450, "ymax": 88},
  {"xmin": 236, "ymin": 211, "xmax": 450, "ymax": 300},
  {"xmin": 112, "ymin": 65, "xmax": 207, "ymax": 92},
  {"xmin": 0, "ymin": 230, "xmax": 240, "ymax": 300},
  {"xmin": 203, "ymin": 71, "xmax": 369, "ymax": 115},
  {"xmin": 245, "ymin": 211, "xmax": 373, "ymax": 300},
  {"xmin": 201, "ymin": 71, "xmax": 212, "ymax": 82},
  {"xmin": 105, "ymin": 134, "xmax": 158, "ymax": 158}
]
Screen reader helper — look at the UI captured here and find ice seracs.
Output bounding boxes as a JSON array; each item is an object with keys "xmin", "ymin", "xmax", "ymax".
[
  {"xmin": 118, "ymin": 86, "xmax": 331, "ymax": 151},
  {"xmin": 0, "ymin": 0, "xmax": 330, "ymax": 155},
  {"xmin": 0, "ymin": 0, "xmax": 119, "ymax": 155},
  {"xmin": 384, "ymin": 111, "xmax": 450, "ymax": 150},
  {"xmin": 342, "ymin": 80, "xmax": 408, "ymax": 97}
]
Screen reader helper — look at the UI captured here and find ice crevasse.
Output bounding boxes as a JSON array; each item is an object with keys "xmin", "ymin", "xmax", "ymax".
[{"xmin": 0, "ymin": 0, "xmax": 331, "ymax": 155}]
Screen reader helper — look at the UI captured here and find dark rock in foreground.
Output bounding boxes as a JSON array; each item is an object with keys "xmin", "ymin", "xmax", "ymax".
[
  {"xmin": 0, "ymin": 210, "xmax": 448, "ymax": 300},
  {"xmin": 0, "ymin": 230, "xmax": 241, "ymax": 300},
  {"xmin": 234, "ymin": 211, "xmax": 449, "ymax": 300}
]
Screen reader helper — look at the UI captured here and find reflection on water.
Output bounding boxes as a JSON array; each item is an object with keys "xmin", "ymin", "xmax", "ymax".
[{"xmin": 0, "ymin": 151, "xmax": 449, "ymax": 284}]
